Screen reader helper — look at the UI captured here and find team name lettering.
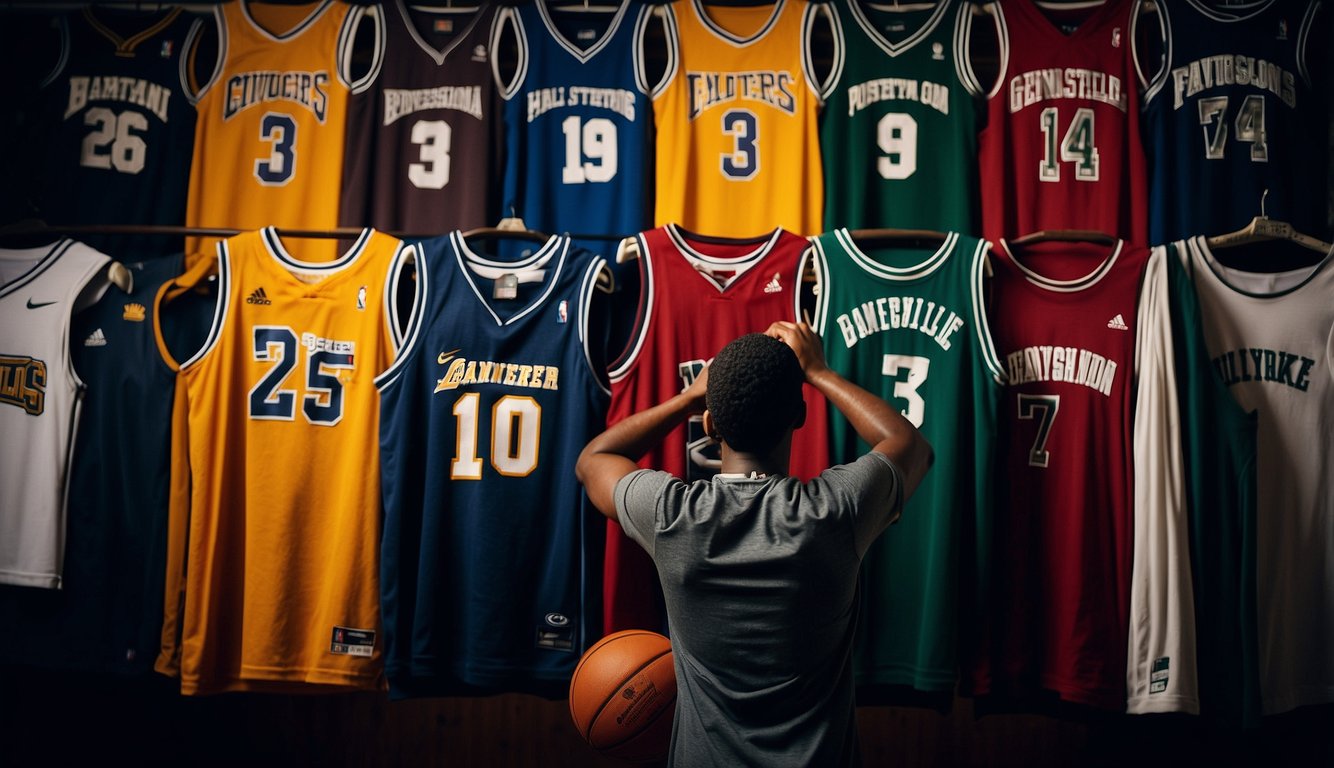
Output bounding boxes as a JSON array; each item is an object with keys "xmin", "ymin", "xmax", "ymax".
[
  {"xmin": 434, "ymin": 352, "xmax": 559, "ymax": 392},
  {"xmin": 0, "ymin": 355, "xmax": 47, "ymax": 415},
  {"xmin": 383, "ymin": 85, "xmax": 483, "ymax": 125},
  {"xmin": 65, "ymin": 76, "xmax": 170, "ymax": 122},
  {"xmin": 526, "ymin": 86, "xmax": 636, "ymax": 122},
  {"xmin": 1170, "ymin": 55, "xmax": 1296, "ymax": 110},
  {"xmin": 846, "ymin": 78, "xmax": 950, "ymax": 117},
  {"xmin": 686, "ymin": 70, "xmax": 796, "ymax": 120},
  {"xmin": 224, "ymin": 70, "xmax": 330, "ymax": 121},
  {"xmin": 834, "ymin": 297, "xmax": 965, "ymax": 352},
  {"xmin": 1211, "ymin": 347, "xmax": 1313, "ymax": 391},
  {"xmin": 1005, "ymin": 345, "xmax": 1118, "ymax": 396},
  {"xmin": 301, "ymin": 333, "xmax": 355, "ymax": 356},
  {"xmin": 1008, "ymin": 68, "xmax": 1126, "ymax": 113}
]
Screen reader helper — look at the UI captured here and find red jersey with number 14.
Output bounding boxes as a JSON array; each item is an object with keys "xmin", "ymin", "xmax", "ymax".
[{"xmin": 978, "ymin": 0, "xmax": 1147, "ymax": 244}]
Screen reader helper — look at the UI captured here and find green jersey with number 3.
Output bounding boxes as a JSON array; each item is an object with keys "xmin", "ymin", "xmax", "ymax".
[{"xmin": 811, "ymin": 228, "xmax": 1003, "ymax": 693}]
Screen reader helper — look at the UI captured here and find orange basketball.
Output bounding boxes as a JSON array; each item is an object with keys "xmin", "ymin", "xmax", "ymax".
[{"xmin": 569, "ymin": 629, "xmax": 677, "ymax": 762}]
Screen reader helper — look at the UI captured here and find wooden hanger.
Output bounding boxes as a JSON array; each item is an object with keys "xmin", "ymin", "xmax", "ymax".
[
  {"xmin": 1008, "ymin": 229, "xmax": 1117, "ymax": 246},
  {"xmin": 1206, "ymin": 190, "xmax": 1332, "ymax": 255}
]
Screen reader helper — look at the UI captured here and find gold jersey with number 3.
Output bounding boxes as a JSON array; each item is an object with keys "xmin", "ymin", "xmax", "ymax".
[
  {"xmin": 160, "ymin": 228, "xmax": 411, "ymax": 695},
  {"xmin": 184, "ymin": 1, "xmax": 374, "ymax": 266},
  {"xmin": 653, "ymin": 0, "xmax": 823, "ymax": 237}
]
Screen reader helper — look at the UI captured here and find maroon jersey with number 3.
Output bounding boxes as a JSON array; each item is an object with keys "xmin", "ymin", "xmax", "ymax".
[
  {"xmin": 602, "ymin": 224, "xmax": 829, "ymax": 633},
  {"xmin": 978, "ymin": 0, "xmax": 1148, "ymax": 243},
  {"xmin": 973, "ymin": 239, "xmax": 1148, "ymax": 709}
]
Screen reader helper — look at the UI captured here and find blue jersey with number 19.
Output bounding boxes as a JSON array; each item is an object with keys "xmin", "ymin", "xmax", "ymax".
[
  {"xmin": 498, "ymin": 0, "xmax": 653, "ymax": 260},
  {"xmin": 377, "ymin": 232, "xmax": 610, "ymax": 698}
]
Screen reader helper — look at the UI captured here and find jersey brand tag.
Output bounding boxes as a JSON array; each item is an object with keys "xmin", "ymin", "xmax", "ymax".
[
  {"xmin": 1150, "ymin": 656, "xmax": 1170, "ymax": 693},
  {"xmin": 330, "ymin": 626, "xmax": 376, "ymax": 657},
  {"xmin": 494, "ymin": 273, "xmax": 519, "ymax": 300},
  {"xmin": 536, "ymin": 625, "xmax": 574, "ymax": 651}
]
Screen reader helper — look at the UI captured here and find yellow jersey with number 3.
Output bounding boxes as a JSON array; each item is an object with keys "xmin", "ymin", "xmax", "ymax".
[
  {"xmin": 184, "ymin": 1, "xmax": 371, "ymax": 266},
  {"xmin": 653, "ymin": 0, "xmax": 823, "ymax": 237}
]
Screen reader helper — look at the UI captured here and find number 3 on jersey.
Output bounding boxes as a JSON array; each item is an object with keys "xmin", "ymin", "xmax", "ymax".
[
  {"xmin": 721, "ymin": 109, "xmax": 758, "ymax": 180},
  {"xmin": 255, "ymin": 112, "xmax": 298, "ymax": 186}
]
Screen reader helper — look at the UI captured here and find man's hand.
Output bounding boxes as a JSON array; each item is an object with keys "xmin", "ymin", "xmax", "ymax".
[
  {"xmin": 764, "ymin": 321, "xmax": 829, "ymax": 382},
  {"xmin": 682, "ymin": 362, "xmax": 709, "ymax": 412}
]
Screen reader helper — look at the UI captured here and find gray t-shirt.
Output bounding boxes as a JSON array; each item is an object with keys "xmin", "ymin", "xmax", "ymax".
[{"xmin": 615, "ymin": 452, "xmax": 902, "ymax": 767}]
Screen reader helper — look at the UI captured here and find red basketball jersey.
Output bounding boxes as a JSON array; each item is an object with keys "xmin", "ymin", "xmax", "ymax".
[
  {"xmin": 975, "ymin": 238, "xmax": 1148, "ymax": 709},
  {"xmin": 978, "ymin": 0, "xmax": 1147, "ymax": 244},
  {"xmin": 603, "ymin": 224, "xmax": 829, "ymax": 632}
]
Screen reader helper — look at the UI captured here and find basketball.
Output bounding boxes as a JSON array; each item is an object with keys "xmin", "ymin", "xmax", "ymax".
[{"xmin": 569, "ymin": 629, "xmax": 677, "ymax": 762}]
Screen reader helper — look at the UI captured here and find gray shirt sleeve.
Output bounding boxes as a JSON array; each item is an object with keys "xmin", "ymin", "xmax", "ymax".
[
  {"xmin": 613, "ymin": 469, "xmax": 677, "ymax": 559},
  {"xmin": 816, "ymin": 452, "xmax": 903, "ymax": 557}
]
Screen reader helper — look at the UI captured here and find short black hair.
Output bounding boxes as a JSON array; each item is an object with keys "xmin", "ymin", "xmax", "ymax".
[{"xmin": 705, "ymin": 333, "xmax": 804, "ymax": 453}]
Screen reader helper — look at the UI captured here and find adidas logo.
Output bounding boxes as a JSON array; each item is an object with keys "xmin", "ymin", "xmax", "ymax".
[
  {"xmin": 122, "ymin": 302, "xmax": 146, "ymax": 322},
  {"xmin": 763, "ymin": 273, "xmax": 782, "ymax": 294},
  {"xmin": 1107, "ymin": 313, "xmax": 1128, "ymax": 330},
  {"xmin": 84, "ymin": 328, "xmax": 108, "ymax": 347},
  {"xmin": 246, "ymin": 287, "xmax": 272, "ymax": 305}
]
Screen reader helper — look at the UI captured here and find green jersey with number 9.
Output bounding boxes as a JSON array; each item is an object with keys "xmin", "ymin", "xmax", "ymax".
[
  {"xmin": 818, "ymin": 0, "xmax": 985, "ymax": 234},
  {"xmin": 810, "ymin": 228, "xmax": 1003, "ymax": 694}
]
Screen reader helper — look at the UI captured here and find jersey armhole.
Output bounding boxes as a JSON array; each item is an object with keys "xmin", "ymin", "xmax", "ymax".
[
  {"xmin": 606, "ymin": 233, "xmax": 654, "ymax": 383},
  {"xmin": 494, "ymin": 6, "xmax": 526, "ymax": 100},
  {"xmin": 1139, "ymin": 0, "xmax": 1172, "ymax": 104},
  {"xmin": 37, "ymin": 14, "xmax": 70, "ymax": 90},
  {"xmin": 66, "ymin": 257, "xmax": 114, "ymax": 391},
  {"xmin": 806, "ymin": 237, "xmax": 831, "ymax": 335},
  {"xmin": 650, "ymin": 4, "xmax": 680, "ymax": 101},
  {"xmin": 970, "ymin": 238, "xmax": 1005, "ymax": 384},
  {"xmin": 376, "ymin": 242, "xmax": 428, "ymax": 391},
  {"xmin": 802, "ymin": 0, "xmax": 837, "ymax": 104},
  {"xmin": 341, "ymin": 4, "xmax": 384, "ymax": 95},
  {"xmin": 188, "ymin": 6, "xmax": 227, "ymax": 105},
  {"xmin": 1296, "ymin": 1, "xmax": 1322, "ymax": 86},
  {"xmin": 579, "ymin": 255, "xmax": 614, "ymax": 397},
  {"xmin": 982, "ymin": 2, "xmax": 1008, "ymax": 101},
  {"xmin": 179, "ymin": 242, "xmax": 231, "ymax": 373},
  {"xmin": 384, "ymin": 240, "xmax": 415, "ymax": 353},
  {"xmin": 954, "ymin": 1, "xmax": 984, "ymax": 98}
]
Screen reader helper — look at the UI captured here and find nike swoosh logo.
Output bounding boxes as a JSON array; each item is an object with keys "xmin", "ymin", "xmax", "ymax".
[{"xmin": 26, "ymin": 299, "xmax": 57, "ymax": 309}]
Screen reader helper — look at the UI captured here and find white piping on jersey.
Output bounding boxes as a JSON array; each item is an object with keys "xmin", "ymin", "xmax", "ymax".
[
  {"xmin": 652, "ymin": 4, "xmax": 681, "ymax": 100},
  {"xmin": 450, "ymin": 230, "xmax": 569, "ymax": 326},
  {"xmin": 375, "ymin": 242, "xmax": 430, "ymax": 391},
  {"xmin": 969, "ymin": 239, "xmax": 1005, "ymax": 382},
  {"xmin": 180, "ymin": 240, "xmax": 232, "ymax": 372},
  {"xmin": 984, "ymin": 2, "xmax": 1009, "ymax": 101},
  {"xmin": 690, "ymin": 0, "xmax": 784, "ymax": 47},
  {"xmin": 999, "ymin": 238, "xmax": 1124, "ymax": 293},
  {"xmin": 606, "ymin": 231, "xmax": 656, "ymax": 383},
  {"xmin": 396, "ymin": 0, "xmax": 487, "ymax": 67},
  {"xmin": 341, "ymin": 5, "xmax": 382, "ymax": 93},
  {"xmin": 954, "ymin": 1, "xmax": 984, "ymax": 97},
  {"xmin": 262, "ymin": 226, "xmax": 371, "ymax": 275},
  {"xmin": 536, "ymin": 0, "xmax": 631, "ymax": 63},
  {"xmin": 664, "ymin": 223, "xmax": 785, "ymax": 292},
  {"xmin": 817, "ymin": 1, "xmax": 846, "ymax": 101},
  {"xmin": 1189, "ymin": 236, "xmax": 1334, "ymax": 300},
  {"xmin": 833, "ymin": 227, "xmax": 958, "ymax": 281},
  {"xmin": 847, "ymin": 0, "xmax": 950, "ymax": 58},
  {"xmin": 1184, "ymin": 0, "xmax": 1276, "ymax": 23},
  {"xmin": 495, "ymin": 6, "xmax": 527, "ymax": 100},
  {"xmin": 578, "ymin": 256, "xmax": 613, "ymax": 397},
  {"xmin": 384, "ymin": 241, "xmax": 415, "ymax": 352}
]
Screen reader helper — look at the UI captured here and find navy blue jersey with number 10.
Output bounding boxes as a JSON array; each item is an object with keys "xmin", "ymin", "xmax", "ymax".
[{"xmin": 377, "ymin": 231, "xmax": 609, "ymax": 698}]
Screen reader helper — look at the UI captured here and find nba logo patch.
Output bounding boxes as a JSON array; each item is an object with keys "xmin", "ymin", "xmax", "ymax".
[
  {"xmin": 1277, "ymin": 19, "xmax": 1288, "ymax": 40},
  {"xmin": 557, "ymin": 300, "xmax": 568, "ymax": 323},
  {"xmin": 357, "ymin": 286, "xmax": 366, "ymax": 310},
  {"xmin": 160, "ymin": 40, "xmax": 174, "ymax": 58},
  {"xmin": 932, "ymin": 42, "xmax": 944, "ymax": 61},
  {"xmin": 1111, "ymin": 27, "xmax": 1121, "ymax": 48}
]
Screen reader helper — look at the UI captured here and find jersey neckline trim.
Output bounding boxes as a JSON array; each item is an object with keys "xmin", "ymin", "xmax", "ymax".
[
  {"xmin": 998, "ymin": 238, "xmax": 1124, "ymax": 293},
  {"xmin": 83, "ymin": 5, "xmax": 183, "ymax": 54},
  {"xmin": 690, "ymin": 0, "xmax": 785, "ymax": 47},
  {"xmin": 240, "ymin": 0, "xmax": 334, "ymax": 43},
  {"xmin": 261, "ymin": 227, "xmax": 374, "ymax": 290},
  {"xmin": 0, "ymin": 240, "xmax": 74, "ymax": 299},
  {"xmin": 1184, "ymin": 0, "xmax": 1276, "ymax": 22},
  {"xmin": 833, "ymin": 228, "xmax": 957, "ymax": 281},
  {"xmin": 664, "ymin": 223, "xmax": 784, "ymax": 292},
  {"xmin": 450, "ymin": 230, "xmax": 570, "ymax": 326},
  {"xmin": 397, "ymin": 0, "xmax": 489, "ymax": 66},
  {"xmin": 1190, "ymin": 235, "xmax": 1334, "ymax": 300},
  {"xmin": 536, "ymin": 0, "xmax": 630, "ymax": 63},
  {"xmin": 1011, "ymin": 0, "xmax": 1122, "ymax": 43},
  {"xmin": 846, "ymin": 0, "xmax": 949, "ymax": 58}
]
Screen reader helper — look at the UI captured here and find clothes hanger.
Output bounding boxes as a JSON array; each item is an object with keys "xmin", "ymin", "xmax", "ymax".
[
  {"xmin": 462, "ymin": 214, "xmax": 615, "ymax": 293},
  {"xmin": 1008, "ymin": 229, "xmax": 1117, "ymax": 246},
  {"xmin": 409, "ymin": 1, "xmax": 483, "ymax": 16},
  {"xmin": 1206, "ymin": 190, "xmax": 1333, "ymax": 255},
  {"xmin": 548, "ymin": 0, "xmax": 623, "ymax": 13}
]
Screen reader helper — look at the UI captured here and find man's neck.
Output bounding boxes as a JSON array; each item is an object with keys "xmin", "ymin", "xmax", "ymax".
[{"xmin": 717, "ymin": 439, "xmax": 792, "ymax": 477}]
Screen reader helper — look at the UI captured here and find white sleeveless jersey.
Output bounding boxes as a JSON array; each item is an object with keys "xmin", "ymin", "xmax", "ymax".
[
  {"xmin": 0, "ymin": 240, "xmax": 110, "ymax": 589},
  {"xmin": 1182, "ymin": 237, "xmax": 1334, "ymax": 715}
]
